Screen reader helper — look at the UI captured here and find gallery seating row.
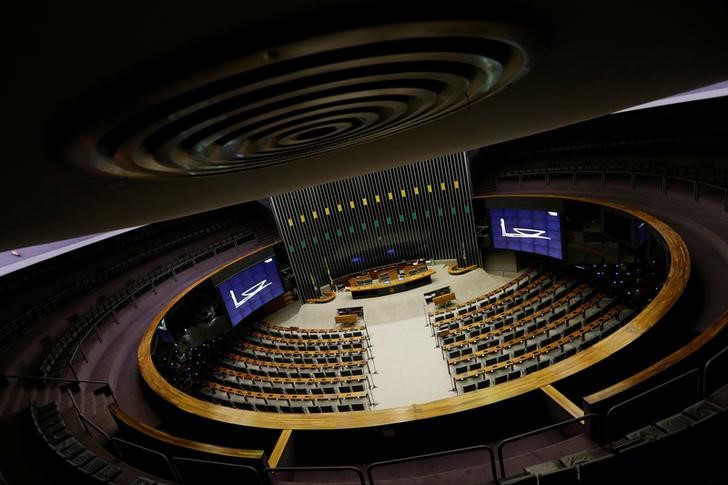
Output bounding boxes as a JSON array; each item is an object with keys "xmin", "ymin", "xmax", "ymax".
[
  {"xmin": 228, "ymin": 346, "xmax": 367, "ymax": 366},
  {"xmin": 236, "ymin": 340, "xmax": 367, "ymax": 357},
  {"xmin": 429, "ymin": 268, "xmax": 542, "ymax": 318},
  {"xmin": 38, "ymin": 228, "xmax": 258, "ymax": 378},
  {"xmin": 433, "ymin": 273, "xmax": 558, "ymax": 328},
  {"xmin": 197, "ymin": 381, "xmax": 371, "ymax": 413},
  {"xmin": 219, "ymin": 360, "xmax": 368, "ymax": 380},
  {"xmin": 1, "ymin": 213, "xmax": 251, "ymax": 350},
  {"xmin": 497, "ymin": 384, "xmax": 727, "ymax": 484},
  {"xmin": 436, "ymin": 278, "xmax": 581, "ymax": 339},
  {"xmin": 29, "ymin": 401, "xmax": 124, "ymax": 483},
  {"xmin": 213, "ymin": 365, "xmax": 368, "ymax": 386},
  {"xmin": 255, "ymin": 321, "xmax": 368, "ymax": 340},
  {"xmin": 197, "ymin": 320, "xmax": 376, "ymax": 412},
  {"xmin": 440, "ymin": 283, "xmax": 595, "ymax": 351},
  {"xmin": 454, "ymin": 303, "xmax": 630, "ymax": 393},
  {"xmin": 209, "ymin": 369, "xmax": 368, "ymax": 396},
  {"xmin": 246, "ymin": 330, "xmax": 367, "ymax": 351},
  {"xmin": 223, "ymin": 352, "xmax": 369, "ymax": 372},
  {"xmin": 445, "ymin": 288, "xmax": 603, "ymax": 362}
]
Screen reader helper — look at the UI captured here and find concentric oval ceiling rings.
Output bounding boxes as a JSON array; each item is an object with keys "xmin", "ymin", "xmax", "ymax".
[{"xmin": 68, "ymin": 21, "xmax": 543, "ymax": 178}]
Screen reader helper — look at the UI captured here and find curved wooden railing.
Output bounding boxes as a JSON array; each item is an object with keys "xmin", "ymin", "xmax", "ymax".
[
  {"xmin": 108, "ymin": 403, "xmax": 266, "ymax": 462},
  {"xmin": 583, "ymin": 308, "xmax": 728, "ymax": 409},
  {"xmin": 139, "ymin": 195, "xmax": 689, "ymax": 430},
  {"xmin": 305, "ymin": 289, "xmax": 336, "ymax": 304},
  {"xmin": 448, "ymin": 264, "xmax": 478, "ymax": 275}
]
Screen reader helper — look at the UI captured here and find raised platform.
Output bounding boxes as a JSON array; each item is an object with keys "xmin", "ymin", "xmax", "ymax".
[
  {"xmin": 347, "ymin": 260, "xmax": 435, "ymax": 299},
  {"xmin": 349, "ymin": 271, "xmax": 434, "ymax": 298}
]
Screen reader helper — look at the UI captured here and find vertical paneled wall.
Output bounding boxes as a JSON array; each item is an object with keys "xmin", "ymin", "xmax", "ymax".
[{"xmin": 270, "ymin": 153, "xmax": 479, "ymax": 299}]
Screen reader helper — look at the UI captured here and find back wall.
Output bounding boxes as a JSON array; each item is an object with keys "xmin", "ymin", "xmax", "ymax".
[{"xmin": 271, "ymin": 153, "xmax": 479, "ymax": 299}]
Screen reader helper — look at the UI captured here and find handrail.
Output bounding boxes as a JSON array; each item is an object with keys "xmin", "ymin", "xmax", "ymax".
[
  {"xmin": 494, "ymin": 166, "xmax": 728, "ymax": 210},
  {"xmin": 1, "ymin": 224, "xmax": 255, "ymax": 351},
  {"xmin": 266, "ymin": 465, "xmax": 366, "ymax": 485},
  {"xmin": 108, "ymin": 403, "xmax": 266, "ymax": 460},
  {"xmin": 65, "ymin": 388, "xmax": 111, "ymax": 443},
  {"xmin": 44, "ymin": 229, "xmax": 262, "ymax": 379},
  {"xmin": 583, "ymin": 307, "xmax": 728, "ymax": 409},
  {"xmin": 67, "ymin": 305, "xmax": 122, "ymax": 378},
  {"xmin": 497, "ymin": 413, "xmax": 598, "ymax": 478},
  {"xmin": 497, "ymin": 166, "xmax": 728, "ymax": 189},
  {"xmin": 0, "ymin": 373, "xmax": 118, "ymax": 405},
  {"xmin": 604, "ymin": 368, "xmax": 700, "ymax": 441},
  {"xmin": 703, "ymin": 343, "xmax": 728, "ymax": 398},
  {"xmin": 171, "ymin": 457, "xmax": 264, "ymax": 485},
  {"xmin": 367, "ymin": 444, "xmax": 497, "ymax": 484},
  {"xmin": 112, "ymin": 436, "xmax": 180, "ymax": 483}
]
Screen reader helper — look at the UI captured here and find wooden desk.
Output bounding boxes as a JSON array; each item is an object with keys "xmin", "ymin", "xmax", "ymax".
[
  {"xmin": 349, "ymin": 265, "xmax": 436, "ymax": 299},
  {"xmin": 432, "ymin": 292, "xmax": 456, "ymax": 306},
  {"xmin": 424, "ymin": 286, "xmax": 452, "ymax": 303},
  {"xmin": 335, "ymin": 314, "xmax": 359, "ymax": 325}
]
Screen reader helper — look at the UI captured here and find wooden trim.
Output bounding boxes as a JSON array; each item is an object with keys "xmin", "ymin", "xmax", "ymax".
[
  {"xmin": 432, "ymin": 292, "xmax": 456, "ymax": 306},
  {"xmin": 584, "ymin": 307, "xmax": 728, "ymax": 406},
  {"xmin": 108, "ymin": 403, "xmax": 265, "ymax": 460},
  {"xmin": 334, "ymin": 313, "xmax": 358, "ymax": 325},
  {"xmin": 448, "ymin": 264, "xmax": 478, "ymax": 275},
  {"xmin": 139, "ymin": 195, "xmax": 688, "ymax": 430},
  {"xmin": 269, "ymin": 430, "xmax": 292, "ymax": 467},
  {"xmin": 541, "ymin": 385, "xmax": 584, "ymax": 418},
  {"xmin": 305, "ymin": 290, "xmax": 336, "ymax": 304}
]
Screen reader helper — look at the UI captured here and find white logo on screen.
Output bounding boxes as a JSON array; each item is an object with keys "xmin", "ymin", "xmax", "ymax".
[
  {"xmin": 230, "ymin": 280, "xmax": 273, "ymax": 309},
  {"xmin": 500, "ymin": 218, "xmax": 551, "ymax": 240}
]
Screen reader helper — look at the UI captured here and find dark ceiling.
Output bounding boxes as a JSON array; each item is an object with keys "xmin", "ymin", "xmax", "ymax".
[{"xmin": 4, "ymin": 1, "xmax": 728, "ymax": 250}]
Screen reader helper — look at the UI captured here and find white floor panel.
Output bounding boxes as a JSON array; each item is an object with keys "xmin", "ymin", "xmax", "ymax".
[
  {"xmin": 264, "ymin": 264, "xmax": 518, "ymax": 408},
  {"xmin": 366, "ymin": 315, "xmax": 454, "ymax": 409}
]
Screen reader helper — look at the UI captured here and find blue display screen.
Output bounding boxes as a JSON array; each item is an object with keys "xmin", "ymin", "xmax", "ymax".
[
  {"xmin": 217, "ymin": 257, "xmax": 285, "ymax": 326},
  {"xmin": 490, "ymin": 208, "xmax": 563, "ymax": 259}
]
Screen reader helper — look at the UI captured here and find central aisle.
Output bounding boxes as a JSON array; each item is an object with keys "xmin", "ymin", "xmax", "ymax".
[
  {"xmin": 265, "ymin": 263, "xmax": 516, "ymax": 409},
  {"xmin": 367, "ymin": 314, "xmax": 453, "ymax": 409}
]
